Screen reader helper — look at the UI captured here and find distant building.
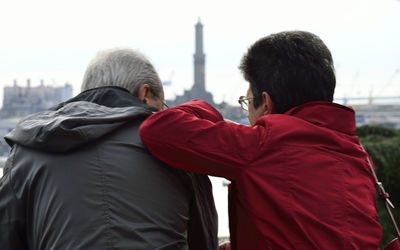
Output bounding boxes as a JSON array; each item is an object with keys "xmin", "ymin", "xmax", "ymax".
[
  {"xmin": 353, "ymin": 104, "xmax": 400, "ymax": 129},
  {"xmin": 170, "ymin": 19, "xmax": 215, "ymax": 107},
  {"xmin": 0, "ymin": 79, "xmax": 73, "ymax": 118}
]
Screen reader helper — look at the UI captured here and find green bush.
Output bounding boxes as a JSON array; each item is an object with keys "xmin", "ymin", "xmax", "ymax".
[{"xmin": 357, "ymin": 125, "xmax": 400, "ymax": 247}]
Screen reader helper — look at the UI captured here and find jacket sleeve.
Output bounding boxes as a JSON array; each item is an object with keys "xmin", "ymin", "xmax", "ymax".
[
  {"xmin": 187, "ymin": 173, "xmax": 219, "ymax": 250},
  {"xmin": 139, "ymin": 100, "xmax": 269, "ymax": 180},
  {"xmin": 0, "ymin": 148, "xmax": 28, "ymax": 250}
]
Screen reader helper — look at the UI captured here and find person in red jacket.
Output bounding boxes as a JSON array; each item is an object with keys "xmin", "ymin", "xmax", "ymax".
[{"xmin": 140, "ymin": 31, "xmax": 382, "ymax": 249}]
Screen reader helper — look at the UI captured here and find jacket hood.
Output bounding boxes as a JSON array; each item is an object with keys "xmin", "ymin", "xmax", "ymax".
[{"xmin": 4, "ymin": 87, "xmax": 156, "ymax": 152}]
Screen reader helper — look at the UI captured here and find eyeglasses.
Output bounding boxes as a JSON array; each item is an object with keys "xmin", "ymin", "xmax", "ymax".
[
  {"xmin": 152, "ymin": 94, "xmax": 169, "ymax": 110},
  {"xmin": 238, "ymin": 96, "xmax": 255, "ymax": 111},
  {"xmin": 163, "ymin": 102, "xmax": 169, "ymax": 110}
]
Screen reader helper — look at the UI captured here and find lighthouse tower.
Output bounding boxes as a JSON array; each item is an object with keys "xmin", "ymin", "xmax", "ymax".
[
  {"xmin": 174, "ymin": 18, "xmax": 214, "ymax": 106},
  {"xmin": 193, "ymin": 19, "xmax": 205, "ymax": 92}
]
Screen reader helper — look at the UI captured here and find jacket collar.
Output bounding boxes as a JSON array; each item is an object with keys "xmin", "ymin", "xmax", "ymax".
[
  {"xmin": 284, "ymin": 101, "xmax": 356, "ymax": 135},
  {"xmin": 52, "ymin": 86, "xmax": 158, "ymax": 112}
]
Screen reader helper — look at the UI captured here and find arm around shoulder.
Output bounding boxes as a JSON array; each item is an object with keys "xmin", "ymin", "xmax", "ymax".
[{"xmin": 140, "ymin": 100, "xmax": 268, "ymax": 180}]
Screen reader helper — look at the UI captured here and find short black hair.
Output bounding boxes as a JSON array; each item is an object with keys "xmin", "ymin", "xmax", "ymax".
[{"xmin": 239, "ymin": 31, "xmax": 336, "ymax": 114}]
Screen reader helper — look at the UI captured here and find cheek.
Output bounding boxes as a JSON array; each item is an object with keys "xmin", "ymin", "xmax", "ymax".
[{"xmin": 248, "ymin": 107, "xmax": 264, "ymax": 126}]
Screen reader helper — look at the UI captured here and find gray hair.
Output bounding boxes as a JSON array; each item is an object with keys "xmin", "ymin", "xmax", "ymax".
[{"xmin": 81, "ymin": 48, "xmax": 163, "ymax": 97}]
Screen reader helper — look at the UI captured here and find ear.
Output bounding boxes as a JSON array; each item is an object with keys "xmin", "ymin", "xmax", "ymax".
[
  {"xmin": 261, "ymin": 91, "xmax": 276, "ymax": 115},
  {"xmin": 137, "ymin": 84, "xmax": 152, "ymax": 104}
]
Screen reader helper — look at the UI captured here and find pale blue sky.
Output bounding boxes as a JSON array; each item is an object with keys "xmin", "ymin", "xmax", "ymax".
[{"xmin": 0, "ymin": 0, "xmax": 399, "ymax": 107}]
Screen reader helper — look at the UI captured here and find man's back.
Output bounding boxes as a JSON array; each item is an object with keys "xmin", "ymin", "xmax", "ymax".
[
  {"xmin": 7, "ymin": 122, "xmax": 190, "ymax": 249},
  {"xmin": 228, "ymin": 101, "xmax": 382, "ymax": 249},
  {"xmin": 0, "ymin": 88, "xmax": 205, "ymax": 250}
]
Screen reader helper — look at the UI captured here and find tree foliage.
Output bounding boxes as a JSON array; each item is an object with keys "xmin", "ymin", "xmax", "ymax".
[{"xmin": 357, "ymin": 125, "xmax": 400, "ymax": 246}]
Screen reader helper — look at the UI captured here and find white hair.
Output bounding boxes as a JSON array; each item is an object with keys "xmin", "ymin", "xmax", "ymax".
[{"xmin": 81, "ymin": 48, "xmax": 163, "ymax": 97}]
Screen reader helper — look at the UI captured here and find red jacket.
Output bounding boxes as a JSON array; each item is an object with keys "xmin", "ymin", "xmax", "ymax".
[{"xmin": 140, "ymin": 100, "xmax": 382, "ymax": 249}]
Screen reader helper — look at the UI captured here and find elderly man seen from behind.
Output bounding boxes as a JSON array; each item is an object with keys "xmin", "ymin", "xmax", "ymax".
[{"xmin": 0, "ymin": 48, "xmax": 218, "ymax": 250}]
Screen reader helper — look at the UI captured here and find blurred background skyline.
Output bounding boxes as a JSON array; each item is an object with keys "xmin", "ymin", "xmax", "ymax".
[
  {"xmin": 0, "ymin": 0, "xmax": 399, "ymax": 107},
  {"xmin": 1, "ymin": 0, "xmax": 400, "ymax": 237}
]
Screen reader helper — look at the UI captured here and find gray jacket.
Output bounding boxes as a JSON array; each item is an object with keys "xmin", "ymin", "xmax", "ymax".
[{"xmin": 0, "ymin": 87, "xmax": 218, "ymax": 250}]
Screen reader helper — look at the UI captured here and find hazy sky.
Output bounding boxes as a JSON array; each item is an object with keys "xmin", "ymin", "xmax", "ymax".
[
  {"xmin": 0, "ymin": 0, "xmax": 399, "ymax": 236},
  {"xmin": 0, "ymin": 0, "xmax": 399, "ymax": 107}
]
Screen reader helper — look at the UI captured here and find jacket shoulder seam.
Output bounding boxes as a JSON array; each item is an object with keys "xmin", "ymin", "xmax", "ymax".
[
  {"xmin": 249, "ymin": 118, "xmax": 272, "ymax": 168},
  {"xmin": 7, "ymin": 146, "xmax": 18, "ymax": 198},
  {"xmin": 95, "ymin": 145, "xmax": 114, "ymax": 248}
]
